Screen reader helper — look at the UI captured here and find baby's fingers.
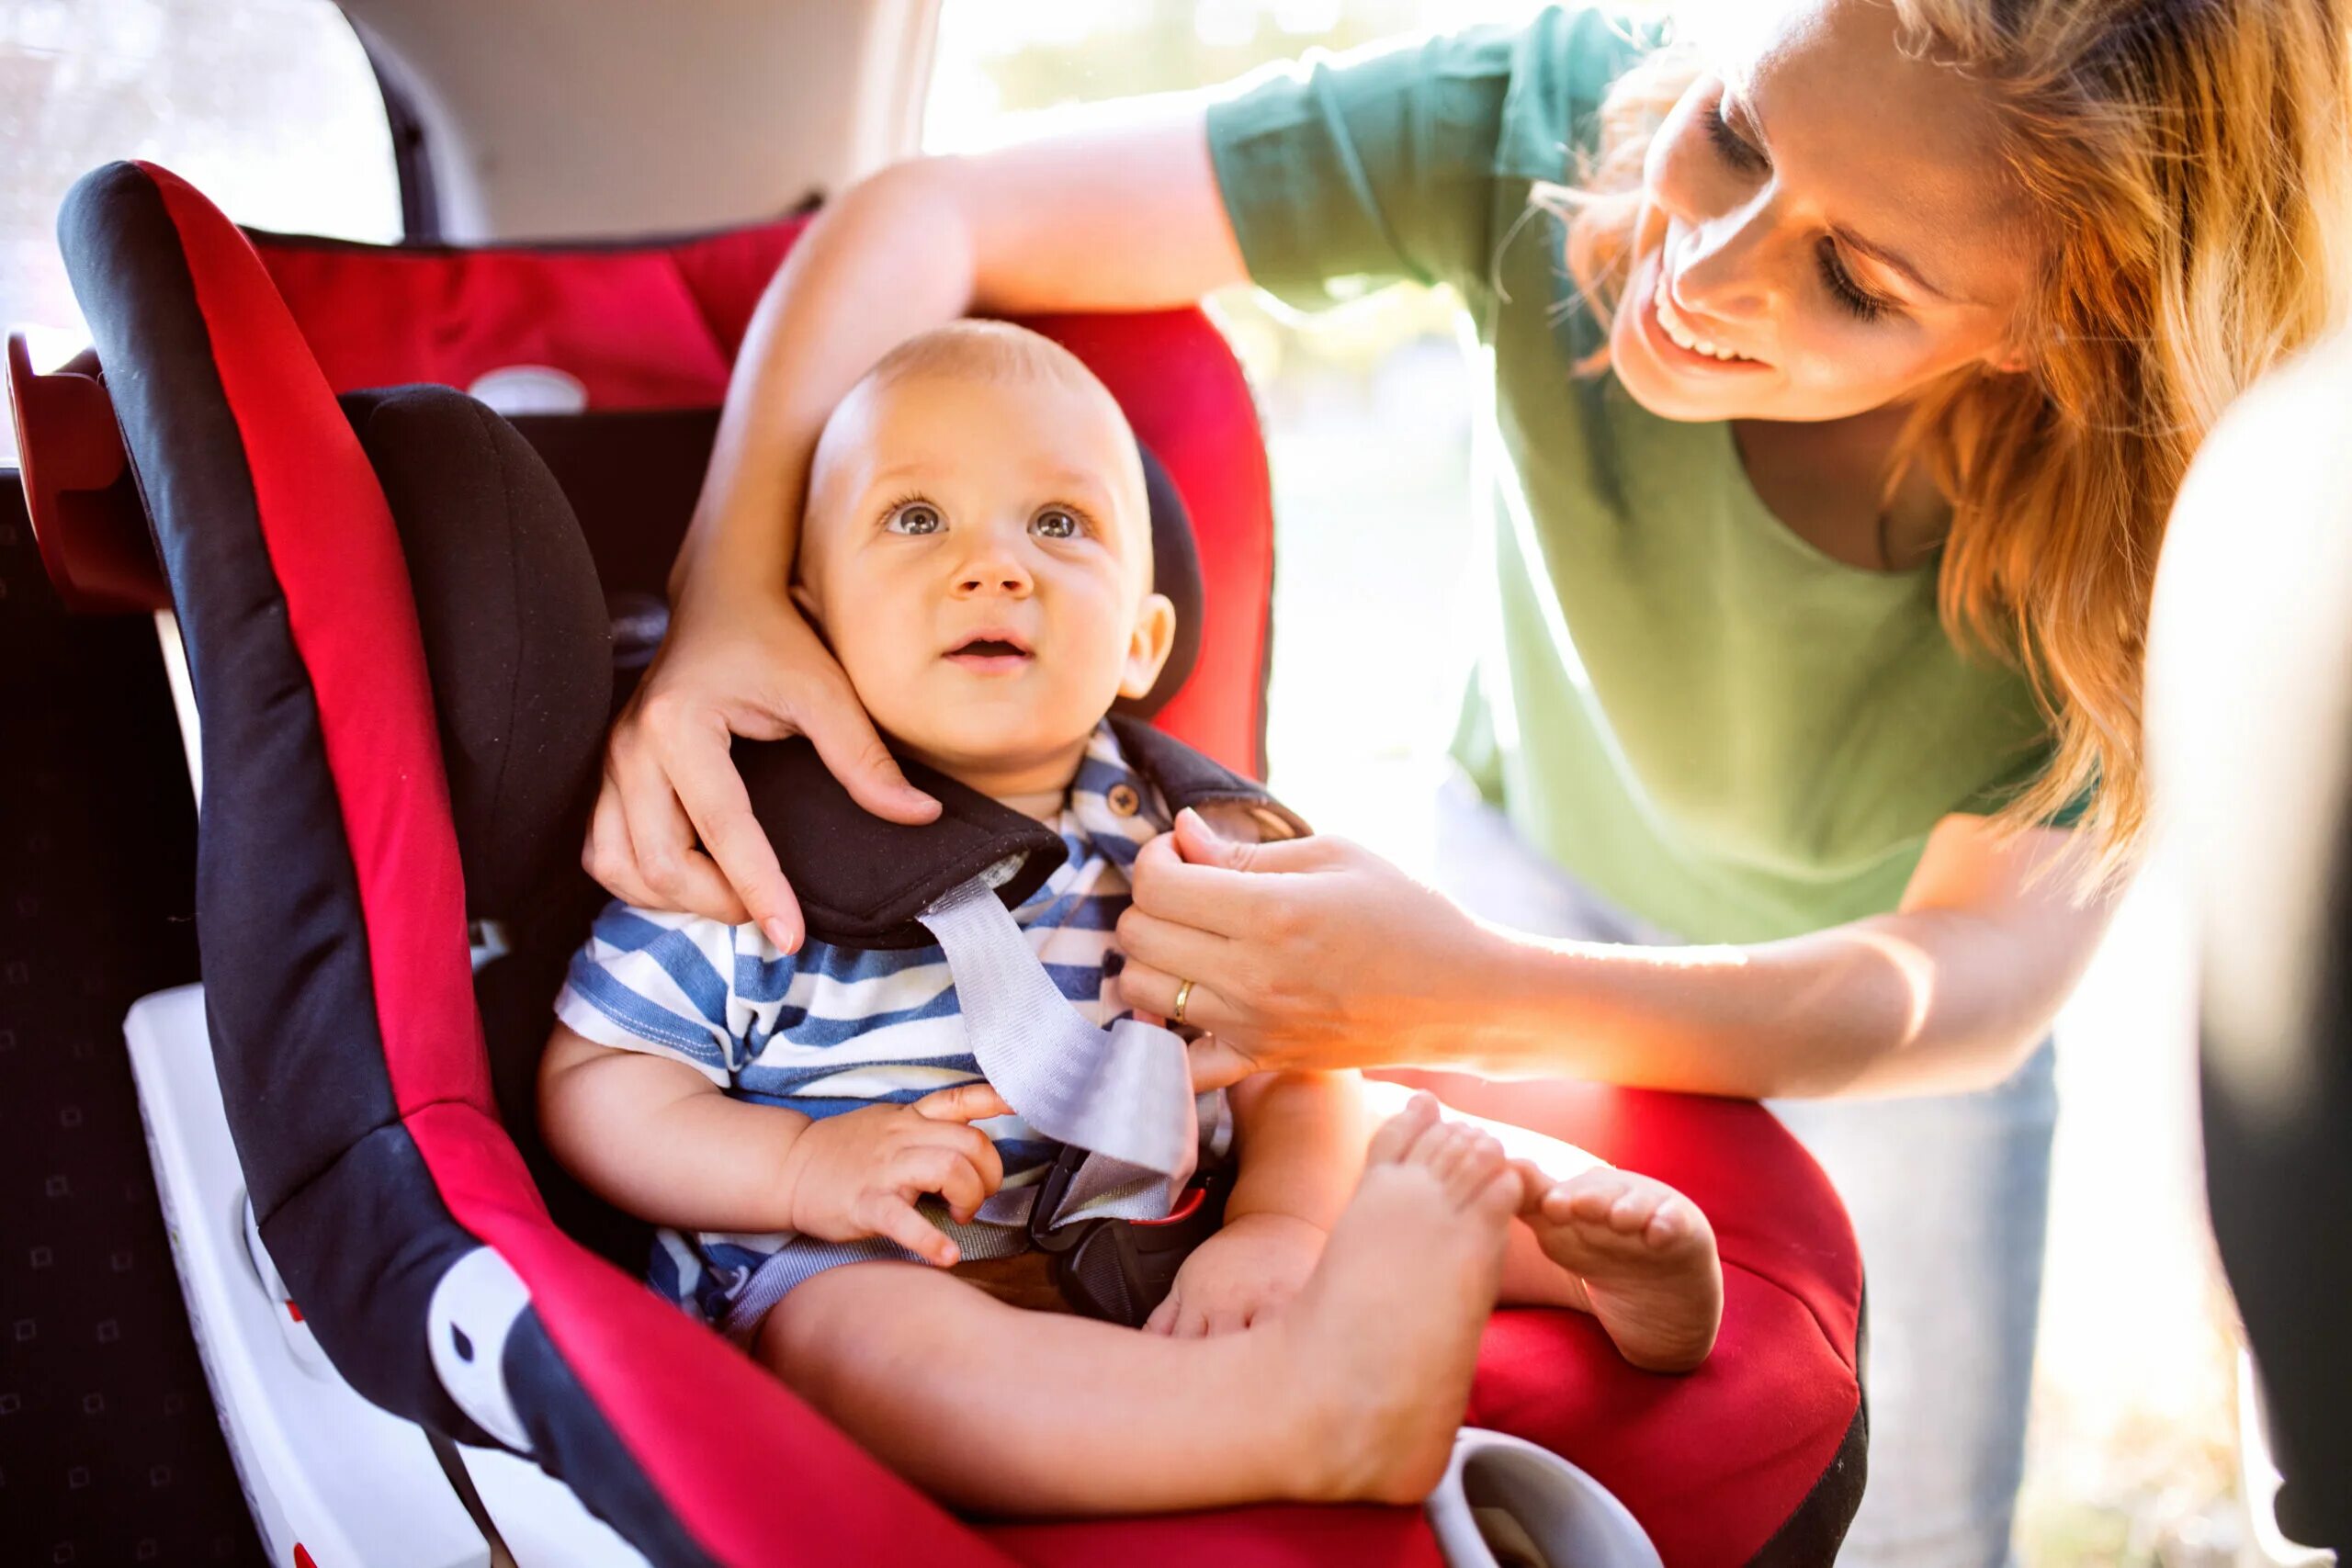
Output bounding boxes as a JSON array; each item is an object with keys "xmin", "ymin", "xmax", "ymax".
[
  {"xmin": 897, "ymin": 1147, "xmax": 993, "ymax": 1225},
  {"xmin": 1143, "ymin": 1292, "xmax": 1182, "ymax": 1336},
  {"xmin": 912, "ymin": 1082, "xmax": 1015, "ymax": 1125},
  {"xmin": 857, "ymin": 1192, "xmax": 957, "ymax": 1268}
]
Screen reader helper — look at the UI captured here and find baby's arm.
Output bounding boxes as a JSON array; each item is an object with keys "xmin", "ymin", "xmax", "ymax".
[
  {"xmin": 1145, "ymin": 1070, "xmax": 1369, "ymax": 1335},
  {"xmin": 537, "ymin": 1025, "xmax": 1010, "ymax": 1266}
]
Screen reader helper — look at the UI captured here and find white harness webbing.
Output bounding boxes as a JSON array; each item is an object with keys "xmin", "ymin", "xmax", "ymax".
[{"xmin": 916, "ymin": 873, "xmax": 1198, "ymax": 1202}]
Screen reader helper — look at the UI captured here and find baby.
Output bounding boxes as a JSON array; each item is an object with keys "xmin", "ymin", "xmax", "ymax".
[{"xmin": 538, "ymin": 321, "xmax": 1722, "ymax": 1516}]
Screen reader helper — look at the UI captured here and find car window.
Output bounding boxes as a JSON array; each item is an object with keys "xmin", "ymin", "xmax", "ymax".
[{"xmin": 1, "ymin": 0, "xmax": 400, "ymax": 464}]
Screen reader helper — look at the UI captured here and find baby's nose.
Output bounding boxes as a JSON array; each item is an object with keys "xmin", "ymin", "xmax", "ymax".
[
  {"xmin": 954, "ymin": 538, "xmax": 1035, "ymax": 595},
  {"xmin": 956, "ymin": 565, "xmax": 1032, "ymax": 595}
]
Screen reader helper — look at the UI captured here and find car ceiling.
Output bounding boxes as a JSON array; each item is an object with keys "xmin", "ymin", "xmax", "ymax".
[{"xmin": 341, "ymin": 0, "xmax": 944, "ymax": 243}]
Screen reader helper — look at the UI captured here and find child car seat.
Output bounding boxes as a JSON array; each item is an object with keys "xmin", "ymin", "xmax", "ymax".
[{"xmin": 14, "ymin": 159, "xmax": 1867, "ymax": 1567}]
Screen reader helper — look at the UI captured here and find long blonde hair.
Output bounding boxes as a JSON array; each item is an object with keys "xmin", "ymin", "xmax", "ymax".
[{"xmin": 1555, "ymin": 0, "xmax": 2352, "ymax": 883}]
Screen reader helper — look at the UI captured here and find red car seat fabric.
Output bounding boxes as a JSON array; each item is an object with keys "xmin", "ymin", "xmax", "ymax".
[
  {"xmin": 54, "ymin": 159, "xmax": 1863, "ymax": 1566},
  {"xmin": 62, "ymin": 159, "xmax": 1009, "ymax": 1568}
]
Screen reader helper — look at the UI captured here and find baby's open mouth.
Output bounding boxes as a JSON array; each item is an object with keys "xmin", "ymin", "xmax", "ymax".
[{"xmin": 946, "ymin": 634, "xmax": 1034, "ymax": 668}]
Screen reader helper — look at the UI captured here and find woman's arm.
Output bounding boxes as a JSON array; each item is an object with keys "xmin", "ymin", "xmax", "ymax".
[
  {"xmin": 679, "ymin": 101, "xmax": 1249, "ymax": 594},
  {"xmin": 1119, "ymin": 810, "xmax": 2119, "ymax": 1100},
  {"xmin": 593, "ymin": 103, "xmax": 1249, "ymax": 942}
]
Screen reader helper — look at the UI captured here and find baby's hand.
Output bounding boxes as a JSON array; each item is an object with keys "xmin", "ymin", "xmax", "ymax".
[
  {"xmin": 1143, "ymin": 1212, "xmax": 1326, "ymax": 1337},
  {"xmin": 776, "ymin": 1083, "xmax": 1012, "ymax": 1267}
]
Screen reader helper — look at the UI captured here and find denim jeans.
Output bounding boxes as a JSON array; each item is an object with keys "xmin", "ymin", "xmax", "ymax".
[{"xmin": 1430, "ymin": 773, "xmax": 2055, "ymax": 1568}]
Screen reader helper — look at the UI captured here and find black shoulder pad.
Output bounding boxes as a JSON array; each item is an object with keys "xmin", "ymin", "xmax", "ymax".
[
  {"xmin": 1106, "ymin": 716, "xmax": 1312, "ymax": 840},
  {"xmin": 735, "ymin": 739, "xmax": 1067, "ymax": 950}
]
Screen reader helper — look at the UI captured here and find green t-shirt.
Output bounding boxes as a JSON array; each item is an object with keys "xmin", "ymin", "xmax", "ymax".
[{"xmin": 1204, "ymin": 5, "xmax": 2055, "ymax": 943}]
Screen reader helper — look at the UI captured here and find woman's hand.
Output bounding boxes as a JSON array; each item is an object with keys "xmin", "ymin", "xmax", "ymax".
[
  {"xmin": 1117, "ymin": 810, "xmax": 1498, "ymax": 1082},
  {"xmin": 773, "ymin": 1084, "xmax": 1012, "ymax": 1267},
  {"xmin": 585, "ymin": 577, "xmax": 939, "ymax": 950}
]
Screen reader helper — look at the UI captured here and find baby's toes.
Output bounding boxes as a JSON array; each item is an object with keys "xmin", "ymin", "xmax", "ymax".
[
  {"xmin": 1419, "ymin": 1123, "xmax": 1479, "ymax": 1184},
  {"xmin": 1447, "ymin": 1132, "xmax": 1509, "ymax": 1206},
  {"xmin": 1367, "ymin": 1093, "xmax": 1442, "ymax": 1168},
  {"xmin": 1639, "ymin": 1193, "xmax": 1694, "ymax": 1247},
  {"xmin": 1605, "ymin": 1182, "xmax": 1665, "ymax": 1236},
  {"xmin": 1472, "ymin": 1165, "xmax": 1525, "ymax": 1224},
  {"xmin": 1542, "ymin": 1168, "xmax": 1639, "ymax": 1228}
]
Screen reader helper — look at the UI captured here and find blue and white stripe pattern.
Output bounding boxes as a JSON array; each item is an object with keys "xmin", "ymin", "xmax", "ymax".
[{"xmin": 553, "ymin": 722, "xmax": 1169, "ymax": 1330}]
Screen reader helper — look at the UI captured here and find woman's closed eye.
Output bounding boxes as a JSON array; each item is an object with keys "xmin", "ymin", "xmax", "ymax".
[{"xmin": 1702, "ymin": 94, "xmax": 1898, "ymax": 325}]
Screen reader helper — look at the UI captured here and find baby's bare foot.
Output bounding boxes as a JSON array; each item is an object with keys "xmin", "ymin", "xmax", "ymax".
[
  {"xmin": 1274, "ymin": 1093, "xmax": 1519, "ymax": 1505},
  {"xmin": 1523, "ymin": 1167, "xmax": 1722, "ymax": 1372}
]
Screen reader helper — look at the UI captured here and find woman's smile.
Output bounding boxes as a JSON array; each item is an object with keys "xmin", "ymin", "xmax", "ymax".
[{"xmin": 1635, "ymin": 266, "xmax": 1773, "ymax": 378}]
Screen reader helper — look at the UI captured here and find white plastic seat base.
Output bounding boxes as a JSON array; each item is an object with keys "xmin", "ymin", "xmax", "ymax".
[{"xmin": 124, "ymin": 984, "xmax": 645, "ymax": 1567}]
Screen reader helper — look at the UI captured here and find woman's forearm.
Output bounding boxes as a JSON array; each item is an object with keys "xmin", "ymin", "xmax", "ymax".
[
  {"xmin": 672, "ymin": 160, "xmax": 979, "ymax": 597},
  {"xmin": 1464, "ymin": 905, "xmax": 2098, "ymax": 1100}
]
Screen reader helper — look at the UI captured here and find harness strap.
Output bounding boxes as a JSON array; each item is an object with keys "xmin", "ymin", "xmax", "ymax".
[{"xmin": 915, "ymin": 872, "xmax": 1199, "ymax": 1194}]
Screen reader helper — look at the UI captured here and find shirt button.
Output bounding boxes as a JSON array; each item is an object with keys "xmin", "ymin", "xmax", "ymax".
[{"xmin": 1106, "ymin": 784, "xmax": 1141, "ymax": 818}]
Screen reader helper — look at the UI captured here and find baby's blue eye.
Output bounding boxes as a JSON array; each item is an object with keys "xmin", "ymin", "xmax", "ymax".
[
  {"xmin": 887, "ymin": 502, "xmax": 944, "ymax": 536},
  {"xmin": 1031, "ymin": 508, "xmax": 1080, "ymax": 540}
]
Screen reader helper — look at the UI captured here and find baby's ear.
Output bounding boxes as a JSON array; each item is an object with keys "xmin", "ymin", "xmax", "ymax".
[{"xmin": 1117, "ymin": 592, "xmax": 1178, "ymax": 701}]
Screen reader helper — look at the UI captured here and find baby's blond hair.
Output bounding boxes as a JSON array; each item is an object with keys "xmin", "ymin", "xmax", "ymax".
[{"xmin": 862, "ymin": 319, "xmax": 1114, "ymax": 403}]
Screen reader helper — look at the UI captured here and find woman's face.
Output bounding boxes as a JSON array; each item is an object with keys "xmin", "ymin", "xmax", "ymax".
[{"xmin": 1609, "ymin": 0, "xmax": 2038, "ymax": 425}]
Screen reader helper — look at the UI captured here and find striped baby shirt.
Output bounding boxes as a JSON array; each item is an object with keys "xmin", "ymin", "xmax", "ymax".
[{"xmin": 552, "ymin": 721, "xmax": 1171, "ymax": 1333}]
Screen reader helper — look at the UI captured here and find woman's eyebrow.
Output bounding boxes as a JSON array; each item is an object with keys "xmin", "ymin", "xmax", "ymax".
[{"xmin": 1731, "ymin": 86, "xmax": 1967, "ymax": 306}]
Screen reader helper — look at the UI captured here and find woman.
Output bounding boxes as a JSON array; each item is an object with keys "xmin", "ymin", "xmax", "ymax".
[{"xmin": 586, "ymin": 2, "xmax": 2352, "ymax": 1561}]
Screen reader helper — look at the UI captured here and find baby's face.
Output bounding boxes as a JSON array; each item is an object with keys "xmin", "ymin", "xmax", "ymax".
[{"xmin": 797, "ymin": 370, "xmax": 1175, "ymax": 795}]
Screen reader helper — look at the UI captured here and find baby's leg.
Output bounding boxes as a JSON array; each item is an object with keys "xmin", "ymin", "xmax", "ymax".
[
  {"xmin": 755, "ymin": 1096, "xmax": 1518, "ymax": 1516},
  {"xmin": 1365, "ymin": 1076, "xmax": 1722, "ymax": 1373}
]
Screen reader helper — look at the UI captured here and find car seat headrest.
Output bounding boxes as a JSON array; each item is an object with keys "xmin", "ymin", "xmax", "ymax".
[
  {"xmin": 344, "ymin": 384, "xmax": 612, "ymax": 917},
  {"xmin": 1117, "ymin": 445, "xmax": 1203, "ymax": 722}
]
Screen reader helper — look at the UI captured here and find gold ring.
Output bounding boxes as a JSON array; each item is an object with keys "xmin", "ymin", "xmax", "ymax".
[{"xmin": 1172, "ymin": 977, "xmax": 1196, "ymax": 1028}]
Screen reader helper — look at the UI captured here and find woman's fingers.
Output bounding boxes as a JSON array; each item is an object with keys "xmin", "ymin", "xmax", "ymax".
[
  {"xmin": 793, "ymin": 675, "xmax": 941, "ymax": 827},
  {"xmin": 1170, "ymin": 807, "xmax": 1338, "ymax": 873},
  {"xmin": 1125, "ymin": 820, "xmax": 1344, "ymax": 935},
  {"xmin": 1125, "ymin": 832, "xmax": 1267, "ymax": 935},
  {"xmin": 605, "ymin": 737, "xmax": 752, "ymax": 924},
  {"xmin": 1115, "ymin": 957, "xmax": 1230, "ymax": 1033},
  {"xmin": 1185, "ymin": 1033, "xmax": 1261, "ymax": 1092},
  {"xmin": 659, "ymin": 709, "xmax": 804, "ymax": 951},
  {"xmin": 1113, "ymin": 908, "xmax": 1238, "ymax": 998},
  {"xmin": 582, "ymin": 773, "xmax": 656, "ymax": 906}
]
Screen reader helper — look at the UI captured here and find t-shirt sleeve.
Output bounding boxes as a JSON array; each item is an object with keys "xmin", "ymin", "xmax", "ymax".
[
  {"xmin": 1204, "ymin": 6, "xmax": 1651, "ymax": 312},
  {"xmin": 1204, "ymin": 23, "xmax": 1521, "ymax": 310},
  {"xmin": 552, "ymin": 901, "xmax": 753, "ymax": 1088}
]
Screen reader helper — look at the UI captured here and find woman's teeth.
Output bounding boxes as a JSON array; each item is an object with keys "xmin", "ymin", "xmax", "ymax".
[{"xmin": 1654, "ymin": 282, "xmax": 1753, "ymax": 362}]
